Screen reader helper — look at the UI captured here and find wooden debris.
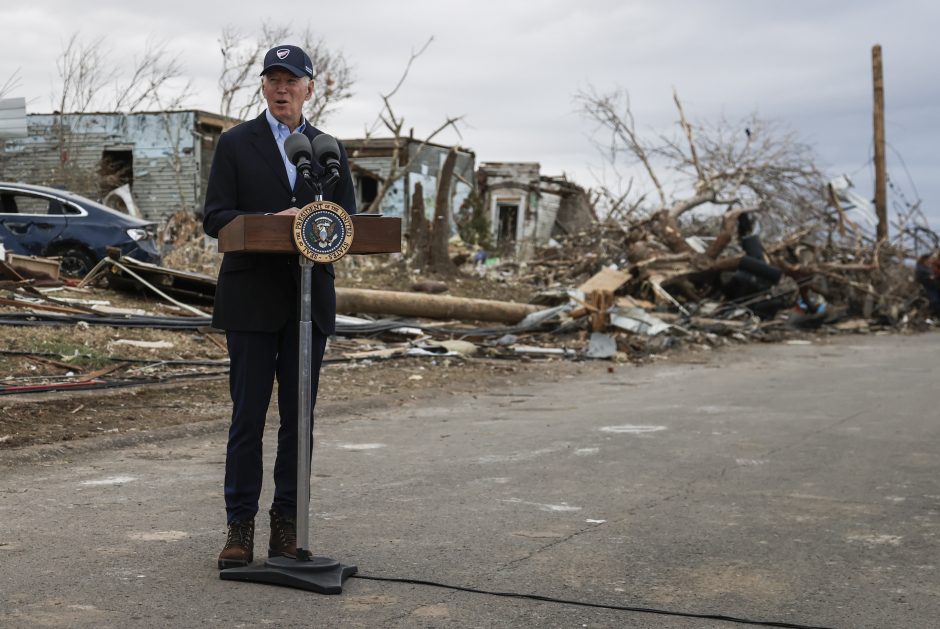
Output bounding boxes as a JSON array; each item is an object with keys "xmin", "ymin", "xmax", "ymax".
[
  {"xmin": 0, "ymin": 297, "xmax": 90, "ymax": 315},
  {"xmin": 201, "ymin": 331, "xmax": 229, "ymax": 353},
  {"xmin": 586, "ymin": 289, "xmax": 615, "ymax": 332},
  {"xmin": 577, "ymin": 267, "xmax": 629, "ymax": 294},
  {"xmin": 25, "ymin": 355, "xmax": 79, "ymax": 371},
  {"xmin": 110, "ymin": 339, "xmax": 175, "ymax": 350},
  {"xmin": 77, "ymin": 362, "xmax": 132, "ymax": 382},
  {"xmin": 5, "ymin": 254, "xmax": 60, "ymax": 281}
]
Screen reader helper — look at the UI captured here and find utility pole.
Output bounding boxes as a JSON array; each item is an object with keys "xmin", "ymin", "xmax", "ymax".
[{"xmin": 872, "ymin": 44, "xmax": 888, "ymax": 241}]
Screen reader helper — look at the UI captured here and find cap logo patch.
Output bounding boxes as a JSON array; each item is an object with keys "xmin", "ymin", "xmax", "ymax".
[{"xmin": 276, "ymin": 48, "xmax": 290, "ymax": 60}]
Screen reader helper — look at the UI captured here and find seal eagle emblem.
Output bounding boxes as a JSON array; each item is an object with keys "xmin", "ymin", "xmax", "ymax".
[{"xmin": 292, "ymin": 200, "xmax": 354, "ymax": 263}]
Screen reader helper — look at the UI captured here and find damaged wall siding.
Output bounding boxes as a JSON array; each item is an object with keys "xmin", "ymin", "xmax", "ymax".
[
  {"xmin": 536, "ymin": 192, "xmax": 561, "ymax": 242},
  {"xmin": 407, "ymin": 145, "xmax": 474, "ymax": 229},
  {"xmin": 346, "ymin": 139, "xmax": 474, "ymax": 228},
  {"xmin": 348, "ymin": 154, "xmax": 403, "ymax": 216},
  {"xmin": 479, "ymin": 162, "xmax": 540, "ymax": 256},
  {"xmin": 0, "ymin": 111, "xmax": 223, "ymax": 222},
  {"xmin": 478, "ymin": 164, "xmax": 594, "ymax": 258},
  {"xmin": 541, "ymin": 175, "xmax": 594, "ymax": 238}
]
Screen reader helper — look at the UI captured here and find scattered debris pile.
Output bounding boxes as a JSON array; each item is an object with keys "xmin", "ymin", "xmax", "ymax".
[{"xmin": 2, "ymin": 200, "xmax": 938, "ymax": 398}]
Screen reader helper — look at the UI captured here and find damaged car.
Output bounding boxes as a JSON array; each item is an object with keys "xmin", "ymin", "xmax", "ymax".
[{"xmin": 0, "ymin": 182, "xmax": 161, "ymax": 276}]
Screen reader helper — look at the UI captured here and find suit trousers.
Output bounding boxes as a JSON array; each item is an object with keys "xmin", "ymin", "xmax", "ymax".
[{"xmin": 224, "ymin": 324, "xmax": 327, "ymax": 525}]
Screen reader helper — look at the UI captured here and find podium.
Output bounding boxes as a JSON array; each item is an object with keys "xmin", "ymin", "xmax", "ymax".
[
  {"xmin": 217, "ymin": 210, "xmax": 400, "ymax": 594},
  {"xmin": 218, "ymin": 213, "xmax": 401, "ymax": 255}
]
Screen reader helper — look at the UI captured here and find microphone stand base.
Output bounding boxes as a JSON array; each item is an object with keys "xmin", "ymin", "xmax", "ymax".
[{"xmin": 220, "ymin": 555, "xmax": 357, "ymax": 594}]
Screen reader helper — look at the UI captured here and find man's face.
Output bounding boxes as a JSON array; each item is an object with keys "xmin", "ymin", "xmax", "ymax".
[{"xmin": 261, "ymin": 67, "xmax": 314, "ymax": 127}]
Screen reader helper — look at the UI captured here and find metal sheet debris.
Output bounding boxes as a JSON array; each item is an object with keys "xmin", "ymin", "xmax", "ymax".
[
  {"xmin": 609, "ymin": 307, "xmax": 671, "ymax": 336},
  {"xmin": 585, "ymin": 332, "xmax": 617, "ymax": 359}
]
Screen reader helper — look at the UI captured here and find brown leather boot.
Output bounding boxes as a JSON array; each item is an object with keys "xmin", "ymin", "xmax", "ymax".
[
  {"xmin": 268, "ymin": 508, "xmax": 297, "ymax": 559},
  {"xmin": 218, "ymin": 519, "xmax": 254, "ymax": 569}
]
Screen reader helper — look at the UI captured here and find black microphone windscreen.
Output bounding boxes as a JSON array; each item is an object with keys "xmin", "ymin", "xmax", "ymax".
[
  {"xmin": 311, "ymin": 133, "xmax": 341, "ymax": 167},
  {"xmin": 284, "ymin": 133, "xmax": 313, "ymax": 166}
]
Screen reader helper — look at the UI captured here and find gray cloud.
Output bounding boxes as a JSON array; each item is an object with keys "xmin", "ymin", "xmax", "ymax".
[{"xmin": 2, "ymin": 0, "xmax": 936, "ymax": 227}]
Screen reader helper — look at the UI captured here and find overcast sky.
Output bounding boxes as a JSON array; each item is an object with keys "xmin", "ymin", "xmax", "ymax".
[{"xmin": 2, "ymin": 0, "xmax": 938, "ymax": 230}]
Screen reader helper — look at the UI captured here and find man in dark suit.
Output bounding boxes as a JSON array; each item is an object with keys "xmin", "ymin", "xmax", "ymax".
[{"xmin": 202, "ymin": 44, "xmax": 357, "ymax": 569}]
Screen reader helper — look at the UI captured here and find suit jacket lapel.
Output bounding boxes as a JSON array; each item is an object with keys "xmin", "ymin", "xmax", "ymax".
[{"xmin": 250, "ymin": 113, "xmax": 292, "ymax": 195}]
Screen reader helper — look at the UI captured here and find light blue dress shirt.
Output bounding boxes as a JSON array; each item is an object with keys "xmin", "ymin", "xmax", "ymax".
[{"xmin": 265, "ymin": 109, "xmax": 307, "ymax": 191}]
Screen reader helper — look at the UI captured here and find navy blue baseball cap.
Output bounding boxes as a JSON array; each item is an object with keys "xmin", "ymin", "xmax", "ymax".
[{"xmin": 260, "ymin": 45, "xmax": 313, "ymax": 79}]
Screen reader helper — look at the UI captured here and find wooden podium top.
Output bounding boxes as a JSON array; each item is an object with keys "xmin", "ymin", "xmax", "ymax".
[{"xmin": 218, "ymin": 214, "xmax": 401, "ymax": 255}]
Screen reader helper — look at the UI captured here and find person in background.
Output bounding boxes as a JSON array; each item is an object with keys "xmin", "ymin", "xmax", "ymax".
[{"xmin": 914, "ymin": 252, "xmax": 940, "ymax": 316}]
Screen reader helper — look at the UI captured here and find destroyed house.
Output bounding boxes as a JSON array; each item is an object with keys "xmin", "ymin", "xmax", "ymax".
[
  {"xmin": 477, "ymin": 162, "xmax": 594, "ymax": 257},
  {"xmin": 343, "ymin": 137, "xmax": 475, "ymax": 224},
  {"xmin": 0, "ymin": 110, "xmax": 239, "ymax": 221}
]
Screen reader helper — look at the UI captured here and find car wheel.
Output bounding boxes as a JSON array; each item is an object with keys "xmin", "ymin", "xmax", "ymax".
[{"xmin": 53, "ymin": 246, "xmax": 97, "ymax": 278}]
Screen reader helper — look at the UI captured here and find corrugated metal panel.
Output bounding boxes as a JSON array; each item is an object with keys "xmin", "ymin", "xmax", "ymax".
[
  {"xmin": 0, "ymin": 111, "xmax": 202, "ymax": 221},
  {"xmin": 0, "ymin": 98, "xmax": 27, "ymax": 139},
  {"xmin": 351, "ymin": 156, "xmax": 393, "ymax": 180}
]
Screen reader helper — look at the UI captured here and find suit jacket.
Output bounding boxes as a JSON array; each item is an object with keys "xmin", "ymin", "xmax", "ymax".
[{"xmin": 203, "ymin": 113, "xmax": 357, "ymax": 334}]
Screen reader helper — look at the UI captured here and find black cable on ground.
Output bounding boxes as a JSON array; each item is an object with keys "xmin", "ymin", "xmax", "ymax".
[
  {"xmin": 0, "ymin": 311, "xmax": 564, "ymax": 337},
  {"xmin": 351, "ymin": 574, "xmax": 835, "ymax": 629},
  {"xmin": 0, "ymin": 312, "xmax": 212, "ymax": 330},
  {"xmin": 0, "ymin": 370, "xmax": 231, "ymax": 395},
  {"xmin": 0, "ymin": 349, "xmax": 230, "ymax": 366}
]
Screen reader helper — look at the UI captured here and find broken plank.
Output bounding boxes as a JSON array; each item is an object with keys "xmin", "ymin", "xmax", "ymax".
[
  {"xmin": 77, "ymin": 362, "xmax": 131, "ymax": 382},
  {"xmin": 25, "ymin": 355, "xmax": 79, "ymax": 371},
  {"xmin": 0, "ymin": 297, "xmax": 91, "ymax": 315},
  {"xmin": 577, "ymin": 267, "xmax": 630, "ymax": 294}
]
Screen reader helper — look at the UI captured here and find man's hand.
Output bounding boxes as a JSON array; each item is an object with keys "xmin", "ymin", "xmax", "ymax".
[{"xmin": 274, "ymin": 207, "xmax": 301, "ymax": 216}]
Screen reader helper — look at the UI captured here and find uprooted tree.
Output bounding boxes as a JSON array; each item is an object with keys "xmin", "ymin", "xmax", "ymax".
[
  {"xmin": 571, "ymin": 86, "xmax": 929, "ymax": 320},
  {"xmin": 577, "ymin": 86, "xmax": 828, "ymax": 254}
]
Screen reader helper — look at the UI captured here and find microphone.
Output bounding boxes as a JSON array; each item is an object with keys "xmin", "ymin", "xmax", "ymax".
[
  {"xmin": 312, "ymin": 133, "xmax": 342, "ymax": 178},
  {"xmin": 284, "ymin": 132, "xmax": 314, "ymax": 182}
]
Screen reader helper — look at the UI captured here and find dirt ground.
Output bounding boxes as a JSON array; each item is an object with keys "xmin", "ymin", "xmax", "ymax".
[
  {"xmin": 0, "ymin": 259, "xmax": 563, "ymax": 450},
  {"xmin": 0, "ymin": 354, "xmax": 590, "ymax": 450},
  {"xmin": 0, "ymin": 251, "xmax": 887, "ymax": 452}
]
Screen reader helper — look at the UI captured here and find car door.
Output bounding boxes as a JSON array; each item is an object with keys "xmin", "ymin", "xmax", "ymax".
[{"xmin": 0, "ymin": 188, "xmax": 69, "ymax": 256}]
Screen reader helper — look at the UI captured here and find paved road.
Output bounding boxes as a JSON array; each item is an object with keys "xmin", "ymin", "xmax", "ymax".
[{"xmin": 1, "ymin": 333, "xmax": 938, "ymax": 628}]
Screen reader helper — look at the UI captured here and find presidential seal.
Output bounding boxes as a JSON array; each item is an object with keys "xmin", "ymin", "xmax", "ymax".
[{"xmin": 292, "ymin": 200, "xmax": 355, "ymax": 263}]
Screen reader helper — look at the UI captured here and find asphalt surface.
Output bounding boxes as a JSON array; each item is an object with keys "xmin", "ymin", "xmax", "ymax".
[{"xmin": 1, "ymin": 332, "xmax": 938, "ymax": 628}]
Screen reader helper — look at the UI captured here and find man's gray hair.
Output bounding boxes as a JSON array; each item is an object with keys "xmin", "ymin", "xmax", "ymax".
[{"xmin": 262, "ymin": 74, "xmax": 311, "ymax": 85}]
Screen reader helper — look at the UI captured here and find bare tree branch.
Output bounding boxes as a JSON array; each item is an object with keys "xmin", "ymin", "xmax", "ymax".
[
  {"xmin": 356, "ymin": 37, "xmax": 463, "ymax": 216},
  {"xmin": 218, "ymin": 25, "xmax": 264, "ymax": 119},
  {"xmin": 575, "ymin": 86, "xmax": 667, "ymax": 206},
  {"xmin": 672, "ymin": 87, "xmax": 704, "ymax": 185},
  {"xmin": 364, "ymin": 36, "xmax": 434, "ymax": 139},
  {"xmin": 386, "ymin": 36, "xmax": 433, "ymax": 102},
  {"xmin": 217, "ymin": 22, "xmax": 354, "ymax": 125},
  {"xmin": 54, "ymin": 33, "xmax": 115, "ymax": 114},
  {"xmin": 362, "ymin": 113, "xmax": 463, "ymax": 215},
  {"xmin": 0, "ymin": 68, "xmax": 22, "ymax": 99},
  {"xmin": 299, "ymin": 27, "xmax": 355, "ymax": 125},
  {"xmin": 114, "ymin": 38, "xmax": 189, "ymax": 112}
]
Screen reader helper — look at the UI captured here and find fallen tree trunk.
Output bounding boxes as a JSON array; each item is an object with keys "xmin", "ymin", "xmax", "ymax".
[{"xmin": 336, "ymin": 288, "xmax": 539, "ymax": 324}]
